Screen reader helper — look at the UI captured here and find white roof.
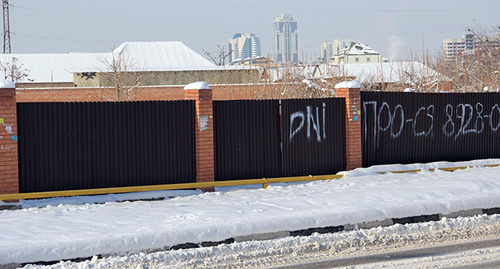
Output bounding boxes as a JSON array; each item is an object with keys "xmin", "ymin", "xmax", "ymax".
[
  {"xmin": 110, "ymin": 41, "xmax": 216, "ymax": 70},
  {"xmin": 264, "ymin": 62, "xmax": 447, "ymax": 86},
  {"xmin": 0, "ymin": 52, "xmax": 108, "ymax": 83},
  {"xmin": 0, "ymin": 41, "xmax": 218, "ymax": 83},
  {"xmin": 339, "ymin": 42, "xmax": 379, "ymax": 56},
  {"xmin": 337, "ymin": 62, "xmax": 445, "ymax": 83}
]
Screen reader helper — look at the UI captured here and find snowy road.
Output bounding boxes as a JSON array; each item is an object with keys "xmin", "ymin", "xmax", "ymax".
[{"xmin": 282, "ymin": 237, "xmax": 500, "ymax": 268}]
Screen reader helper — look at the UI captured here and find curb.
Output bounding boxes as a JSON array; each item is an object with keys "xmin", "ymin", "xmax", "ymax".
[{"xmin": 171, "ymin": 207, "xmax": 500, "ymax": 248}]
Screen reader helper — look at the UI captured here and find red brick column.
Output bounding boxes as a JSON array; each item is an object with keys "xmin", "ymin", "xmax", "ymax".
[
  {"xmin": 335, "ymin": 84, "xmax": 362, "ymax": 170},
  {"xmin": 184, "ymin": 82, "xmax": 214, "ymax": 186},
  {"xmin": 0, "ymin": 82, "xmax": 18, "ymax": 194}
]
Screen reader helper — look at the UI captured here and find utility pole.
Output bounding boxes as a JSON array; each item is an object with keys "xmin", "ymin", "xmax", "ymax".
[{"xmin": 2, "ymin": 0, "xmax": 10, "ymax": 54}]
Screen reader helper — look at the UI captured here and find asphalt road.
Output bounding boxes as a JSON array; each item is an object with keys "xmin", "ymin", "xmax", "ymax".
[{"xmin": 277, "ymin": 238, "xmax": 500, "ymax": 269}]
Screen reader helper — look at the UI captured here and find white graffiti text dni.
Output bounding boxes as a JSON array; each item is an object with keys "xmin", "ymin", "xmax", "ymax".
[{"xmin": 290, "ymin": 102, "xmax": 327, "ymax": 142}]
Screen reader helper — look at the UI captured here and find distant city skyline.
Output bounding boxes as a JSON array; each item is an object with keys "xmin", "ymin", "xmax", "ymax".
[{"xmin": 6, "ymin": 0, "xmax": 500, "ymax": 62}]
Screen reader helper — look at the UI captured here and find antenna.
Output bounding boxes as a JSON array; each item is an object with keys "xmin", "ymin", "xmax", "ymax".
[{"xmin": 3, "ymin": 0, "xmax": 10, "ymax": 54}]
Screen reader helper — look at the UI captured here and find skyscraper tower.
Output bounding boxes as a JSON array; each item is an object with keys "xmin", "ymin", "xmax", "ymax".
[
  {"xmin": 228, "ymin": 33, "xmax": 261, "ymax": 63},
  {"xmin": 274, "ymin": 14, "xmax": 298, "ymax": 64}
]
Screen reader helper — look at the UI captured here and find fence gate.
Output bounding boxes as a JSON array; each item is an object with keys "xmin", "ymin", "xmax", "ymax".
[
  {"xmin": 362, "ymin": 92, "xmax": 500, "ymax": 167},
  {"xmin": 281, "ymin": 98, "xmax": 346, "ymax": 177},
  {"xmin": 214, "ymin": 98, "xmax": 346, "ymax": 180},
  {"xmin": 17, "ymin": 101, "xmax": 196, "ymax": 193},
  {"xmin": 213, "ymin": 100, "xmax": 282, "ymax": 181}
]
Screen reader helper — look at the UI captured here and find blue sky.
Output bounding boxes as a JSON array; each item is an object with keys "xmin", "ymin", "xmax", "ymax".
[{"xmin": 7, "ymin": 0, "xmax": 500, "ymax": 61}]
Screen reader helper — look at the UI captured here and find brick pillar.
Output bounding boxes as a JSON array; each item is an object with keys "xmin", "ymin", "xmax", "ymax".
[
  {"xmin": 184, "ymin": 82, "xmax": 214, "ymax": 186},
  {"xmin": 0, "ymin": 81, "xmax": 19, "ymax": 195},
  {"xmin": 335, "ymin": 83, "xmax": 362, "ymax": 170}
]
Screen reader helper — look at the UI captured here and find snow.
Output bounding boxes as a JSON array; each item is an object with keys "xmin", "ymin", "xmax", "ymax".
[
  {"xmin": 0, "ymin": 80, "xmax": 15, "ymax": 88},
  {"xmin": 339, "ymin": 42, "xmax": 379, "ymax": 56},
  {"xmin": 184, "ymin": 81, "xmax": 211, "ymax": 90},
  {"xmin": 1, "ymin": 159, "xmax": 500, "ymax": 265},
  {"xmin": 335, "ymin": 80, "xmax": 361, "ymax": 89},
  {"xmin": 21, "ymin": 214, "xmax": 500, "ymax": 268},
  {"xmin": 0, "ymin": 41, "xmax": 219, "ymax": 83},
  {"xmin": 337, "ymin": 61, "xmax": 448, "ymax": 84}
]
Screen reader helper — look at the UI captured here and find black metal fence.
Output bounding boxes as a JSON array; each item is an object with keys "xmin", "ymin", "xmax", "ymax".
[
  {"xmin": 362, "ymin": 92, "xmax": 500, "ymax": 166},
  {"xmin": 17, "ymin": 101, "xmax": 196, "ymax": 192},
  {"xmin": 281, "ymin": 98, "xmax": 346, "ymax": 177},
  {"xmin": 213, "ymin": 100, "xmax": 282, "ymax": 181},
  {"xmin": 214, "ymin": 98, "xmax": 346, "ymax": 180}
]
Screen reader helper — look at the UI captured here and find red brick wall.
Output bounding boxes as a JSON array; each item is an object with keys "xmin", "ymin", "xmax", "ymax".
[
  {"xmin": 335, "ymin": 87, "xmax": 362, "ymax": 170},
  {"xmin": 0, "ymin": 88, "xmax": 18, "ymax": 194},
  {"xmin": 16, "ymin": 84, "xmax": 288, "ymax": 103},
  {"xmin": 184, "ymin": 88, "xmax": 215, "ymax": 185}
]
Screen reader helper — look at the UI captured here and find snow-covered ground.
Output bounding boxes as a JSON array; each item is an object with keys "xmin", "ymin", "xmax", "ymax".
[{"xmin": 2, "ymin": 159, "xmax": 500, "ymax": 267}]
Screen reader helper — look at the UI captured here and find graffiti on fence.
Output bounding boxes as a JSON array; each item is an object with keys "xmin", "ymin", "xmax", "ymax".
[
  {"xmin": 363, "ymin": 99, "xmax": 500, "ymax": 149},
  {"xmin": 290, "ymin": 102, "xmax": 327, "ymax": 143},
  {"xmin": 442, "ymin": 103, "xmax": 500, "ymax": 138}
]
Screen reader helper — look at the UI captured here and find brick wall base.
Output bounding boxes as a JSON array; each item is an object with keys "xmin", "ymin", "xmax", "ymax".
[
  {"xmin": 335, "ymin": 87, "xmax": 362, "ymax": 170},
  {"xmin": 0, "ymin": 88, "xmax": 18, "ymax": 194}
]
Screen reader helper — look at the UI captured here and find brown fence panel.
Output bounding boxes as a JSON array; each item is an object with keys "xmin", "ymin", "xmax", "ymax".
[
  {"xmin": 281, "ymin": 98, "xmax": 346, "ymax": 177},
  {"xmin": 213, "ymin": 100, "xmax": 282, "ymax": 181},
  {"xmin": 362, "ymin": 92, "xmax": 500, "ymax": 167},
  {"xmin": 17, "ymin": 101, "xmax": 196, "ymax": 192}
]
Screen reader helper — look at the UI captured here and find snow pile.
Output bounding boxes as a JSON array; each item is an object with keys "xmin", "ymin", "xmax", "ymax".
[
  {"xmin": 183, "ymin": 81, "xmax": 211, "ymax": 90},
  {"xmin": 1, "ymin": 159, "xmax": 500, "ymax": 265},
  {"xmin": 0, "ymin": 80, "xmax": 15, "ymax": 88},
  {"xmin": 334, "ymin": 80, "xmax": 361, "ymax": 89}
]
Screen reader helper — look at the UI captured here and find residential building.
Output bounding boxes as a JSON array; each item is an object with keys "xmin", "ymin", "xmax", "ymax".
[
  {"xmin": 332, "ymin": 42, "xmax": 382, "ymax": 65},
  {"xmin": 0, "ymin": 41, "xmax": 260, "ymax": 88},
  {"xmin": 443, "ymin": 33, "xmax": 499, "ymax": 61},
  {"xmin": 320, "ymin": 38, "xmax": 352, "ymax": 64},
  {"xmin": 443, "ymin": 34, "xmax": 476, "ymax": 61},
  {"xmin": 228, "ymin": 33, "xmax": 261, "ymax": 64},
  {"xmin": 273, "ymin": 14, "xmax": 298, "ymax": 64}
]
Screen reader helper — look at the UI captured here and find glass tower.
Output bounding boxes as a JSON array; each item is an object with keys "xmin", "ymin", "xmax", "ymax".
[{"xmin": 274, "ymin": 14, "xmax": 298, "ymax": 64}]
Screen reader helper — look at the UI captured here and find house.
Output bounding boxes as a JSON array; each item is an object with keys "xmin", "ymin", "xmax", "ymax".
[
  {"xmin": 332, "ymin": 42, "xmax": 382, "ymax": 65},
  {"xmin": 0, "ymin": 41, "xmax": 260, "ymax": 88}
]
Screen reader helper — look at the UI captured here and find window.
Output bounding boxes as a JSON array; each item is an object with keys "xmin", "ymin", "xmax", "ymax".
[
  {"xmin": 355, "ymin": 57, "xmax": 359, "ymax": 62},
  {"xmin": 366, "ymin": 57, "xmax": 371, "ymax": 62}
]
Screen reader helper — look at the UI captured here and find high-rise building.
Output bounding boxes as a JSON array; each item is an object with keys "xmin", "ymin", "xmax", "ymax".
[
  {"xmin": 320, "ymin": 38, "xmax": 352, "ymax": 63},
  {"xmin": 443, "ymin": 34, "xmax": 477, "ymax": 61},
  {"xmin": 228, "ymin": 33, "xmax": 261, "ymax": 64},
  {"xmin": 442, "ymin": 33, "xmax": 500, "ymax": 61},
  {"xmin": 273, "ymin": 14, "xmax": 298, "ymax": 64}
]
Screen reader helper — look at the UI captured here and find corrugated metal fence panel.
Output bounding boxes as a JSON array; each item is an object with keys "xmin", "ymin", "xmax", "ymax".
[
  {"xmin": 17, "ymin": 101, "xmax": 195, "ymax": 193},
  {"xmin": 281, "ymin": 98, "xmax": 346, "ymax": 177},
  {"xmin": 213, "ymin": 100, "xmax": 282, "ymax": 181},
  {"xmin": 362, "ymin": 92, "xmax": 500, "ymax": 166}
]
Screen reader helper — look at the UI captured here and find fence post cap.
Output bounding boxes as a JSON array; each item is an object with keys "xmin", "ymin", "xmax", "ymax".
[
  {"xmin": 0, "ymin": 80, "xmax": 15, "ymax": 89},
  {"xmin": 334, "ymin": 80, "xmax": 361, "ymax": 89},
  {"xmin": 184, "ymin": 81, "xmax": 212, "ymax": 90}
]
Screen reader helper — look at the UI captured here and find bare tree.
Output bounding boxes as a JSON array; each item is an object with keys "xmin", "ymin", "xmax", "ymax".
[
  {"xmin": 0, "ymin": 57, "xmax": 31, "ymax": 82},
  {"xmin": 436, "ymin": 25, "xmax": 500, "ymax": 92},
  {"xmin": 203, "ymin": 45, "xmax": 232, "ymax": 66},
  {"xmin": 98, "ymin": 49, "xmax": 144, "ymax": 101}
]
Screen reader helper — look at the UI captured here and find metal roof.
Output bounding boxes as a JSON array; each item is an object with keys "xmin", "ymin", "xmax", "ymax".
[{"xmin": 0, "ymin": 41, "xmax": 218, "ymax": 83}]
